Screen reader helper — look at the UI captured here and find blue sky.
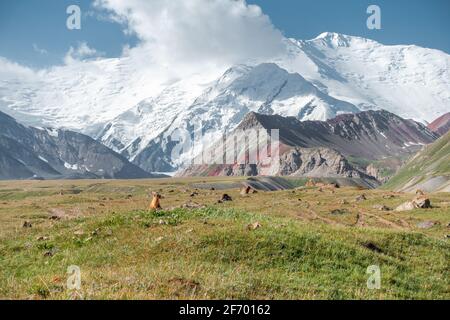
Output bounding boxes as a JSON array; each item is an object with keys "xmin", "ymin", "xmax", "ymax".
[{"xmin": 0, "ymin": 0, "xmax": 449, "ymax": 68}]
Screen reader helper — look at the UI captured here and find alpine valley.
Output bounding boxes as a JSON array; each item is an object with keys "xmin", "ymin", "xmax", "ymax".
[{"xmin": 1, "ymin": 33, "xmax": 449, "ymax": 183}]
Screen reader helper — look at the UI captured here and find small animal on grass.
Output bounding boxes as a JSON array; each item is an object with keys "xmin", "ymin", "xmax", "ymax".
[{"xmin": 149, "ymin": 192, "xmax": 162, "ymax": 210}]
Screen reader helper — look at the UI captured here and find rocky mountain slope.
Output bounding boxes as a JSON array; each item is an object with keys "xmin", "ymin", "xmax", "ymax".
[
  {"xmin": 178, "ymin": 110, "xmax": 438, "ymax": 185},
  {"xmin": 0, "ymin": 111, "xmax": 160, "ymax": 180},
  {"xmin": 383, "ymin": 131, "xmax": 450, "ymax": 193},
  {"xmin": 428, "ymin": 112, "xmax": 450, "ymax": 136},
  {"xmin": 179, "ymin": 146, "xmax": 380, "ymax": 188},
  {"xmin": 238, "ymin": 110, "xmax": 437, "ymax": 160}
]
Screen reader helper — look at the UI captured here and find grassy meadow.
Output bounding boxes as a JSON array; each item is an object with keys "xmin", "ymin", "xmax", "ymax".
[{"xmin": 0, "ymin": 178, "xmax": 449, "ymax": 299}]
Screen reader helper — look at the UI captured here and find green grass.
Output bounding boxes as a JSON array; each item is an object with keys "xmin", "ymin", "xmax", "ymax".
[
  {"xmin": 0, "ymin": 178, "xmax": 449, "ymax": 299},
  {"xmin": 1, "ymin": 206, "xmax": 449, "ymax": 299}
]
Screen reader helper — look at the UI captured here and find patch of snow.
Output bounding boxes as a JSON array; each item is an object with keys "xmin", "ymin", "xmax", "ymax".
[
  {"xmin": 64, "ymin": 162, "xmax": 79, "ymax": 170},
  {"xmin": 38, "ymin": 156, "xmax": 48, "ymax": 163}
]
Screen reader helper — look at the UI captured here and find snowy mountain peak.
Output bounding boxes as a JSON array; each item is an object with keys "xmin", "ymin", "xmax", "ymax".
[
  {"xmin": 312, "ymin": 32, "xmax": 353, "ymax": 47},
  {"xmin": 310, "ymin": 32, "xmax": 377, "ymax": 48}
]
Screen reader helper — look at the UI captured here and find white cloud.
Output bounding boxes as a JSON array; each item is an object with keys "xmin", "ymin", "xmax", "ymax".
[
  {"xmin": 64, "ymin": 42, "xmax": 104, "ymax": 64},
  {"xmin": 32, "ymin": 44, "xmax": 48, "ymax": 55},
  {"xmin": 0, "ymin": 57, "xmax": 36, "ymax": 80},
  {"xmin": 94, "ymin": 0, "xmax": 285, "ymax": 68},
  {"xmin": 0, "ymin": 0, "xmax": 287, "ymax": 131}
]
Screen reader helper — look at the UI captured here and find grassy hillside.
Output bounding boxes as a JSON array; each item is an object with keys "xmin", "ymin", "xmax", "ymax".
[
  {"xmin": 383, "ymin": 131, "xmax": 450, "ymax": 192},
  {"xmin": 0, "ymin": 178, "xmax": 449, "ymax": 299}
]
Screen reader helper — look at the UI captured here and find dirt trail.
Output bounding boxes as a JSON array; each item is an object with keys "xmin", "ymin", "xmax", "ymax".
[
  {"xmin": 299, "ymin": 208, "xmax": 347, "ymax": 227},
  {"xmin": 359, "ymin": 210, "xmax": 406, "ymax": 230}
]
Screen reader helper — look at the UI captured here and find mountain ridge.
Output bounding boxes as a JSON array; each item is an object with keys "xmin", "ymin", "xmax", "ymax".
[
  {"xmin": 383, "ymin": 130, "xmax": 450, "ymax": 193},
  {"xmin": 177, "ymin": 109, "xmax": 438, "ymax": 184},
  {"xmin": 0, "ymin": 111, "xmax": 162, "ymax": 180}
]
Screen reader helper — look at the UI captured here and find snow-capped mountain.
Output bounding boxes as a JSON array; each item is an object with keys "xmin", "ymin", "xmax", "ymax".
[
  {"xmin": 279, "ymin": 33, "xmax": 450, "ymax": 122},
  {"xmin": 0, "ymin": 33, "xmax": 449, "ymax": 173},
  {"xmin": 97, "ymin": 74, "xmax": 211, "ymax": 156},
  {"xmin": 0, "ymin": 56, "xmax": 169, "ymax": 135},
  {"xmin": 99, "ymin": 63, "xmax": 359, "ymax": 161},
  {"xmin": 0, "ymin": 111, "xmax": 160, "ymax": 180}
]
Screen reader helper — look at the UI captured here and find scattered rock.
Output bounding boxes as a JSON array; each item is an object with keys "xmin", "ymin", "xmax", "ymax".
[
  {"xmin": 328, "ymin": 183, "xmax": 340, "ymax": 189},
  {"xmin": 91, "ymin": 228, "xmax": 100, "ymax": 236},
  {"xmin": 240, "ymin": 186, "xmax": 257, "ymax": 196},
  {"xmin": 355, "ymin": 194, "xmax": 367, "ymax": 202},
  {"xmin": 126, "ymin": 194, "xmax": 133, "ymax": 199},
  {"xmin": 394, "ymin": 201, "xmax": 416, "ymax": 212},
  {"xmin": 445, "ymin": 235, "xmax": 450, "ymax": 239},
  {"xmin": 412, "ymin": 196, "xmax": 431, "ymax": 209},
  {"xmin": 155, "ymin": 236, "xmax": 164, "ymax": 243},
  {"xmin": 44, "ymin": 251, "xmax": 53, "ymax": 257},
  {"xmin": 210, "ymin": 187, "xmax": 215, "ymax": 191},
  {"xmin": 382, "ymin": 194, "xmax": 396, "ymax": 199},
  {"xmin": 247, "ymin": 222, "xmax": 262, "ymax": 231},
  {"xmin": 372, "ymin": 204, "xmax": 391, "ymax": 211},
  {"xmin": 22, "ymin": 221, "xmax": 32, "ymax": 228},
  {"xmin": 48, "ymin": 208, "xmax": 67, "ymax": 220},
  {"xmin": 190, "ymin": 192, "xmax": 199, "ymax": 197},
  {"xmin": 339, "ymin": 199, "xmax": 349, "ymax": 205},
  {"xmin": 330, "ymin": 209, "xmax": 347, "ymax": 215},
  {"xmin": 396, "ymin": 197, "xmax": 432, "ymax": 211},
  {"xmin": 36, "ymin": 236, "xmax": 49, "ymax": 241},
  {"xmin": 219, "ymin": 194, "xmax": 232, "ymax": 203},
  {"xmin": 417, "ymin": 221, "xmax": 436, "ymax": 229},
  {"xmin": 181, "ymin": 202, "xmax": 206, "ymax": 209}
]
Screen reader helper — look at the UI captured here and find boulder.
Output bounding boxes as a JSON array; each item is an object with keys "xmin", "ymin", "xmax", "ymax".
[
  {"xmin": 218, "ymin": 194, "xmax": 233, "ymax": 203},
  {"xmin": 240, "ymin": 185, "xmax": 257, "ymax": 196},
  {"xmin": 417, "ymin": 221, "xmax": 435, "ymax": 229},
  {"xmin": 394, "ymin": 201, "xmax": 416, "ymax": 212},
  {"xmin": 22, "ymin": 221, "xmax": 32, "ymax": 228},
  {"xmin": 412, "ymin": 196, "xmax": 431, "ymax": 208},
  {"xmin": 394, "ymin": 197, "xmax": 431, "ymax": 211}
]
